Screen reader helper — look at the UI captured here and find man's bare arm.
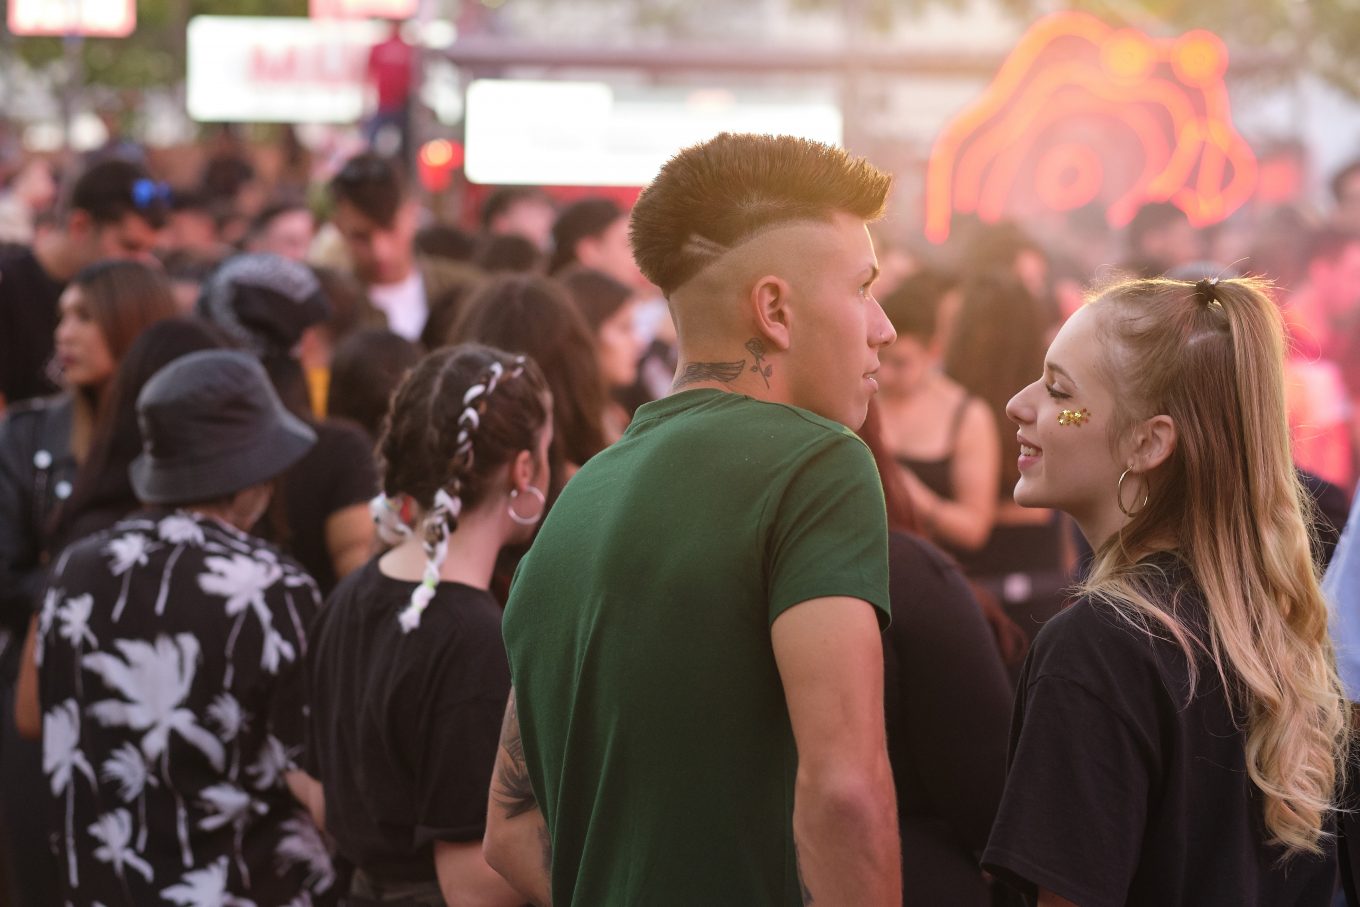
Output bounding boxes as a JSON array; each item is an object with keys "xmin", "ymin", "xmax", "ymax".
[
  {"xmin": 772, "ymin": 596, "xmax": 900, "ymax": 907},
  {"xmin": 483, "ymin": 689, "xmax": 552, "ymax": 907}
]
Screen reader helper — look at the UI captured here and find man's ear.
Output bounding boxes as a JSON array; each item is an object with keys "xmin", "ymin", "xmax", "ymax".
[
  {"xmin": 749, "ymin": 274, "xmax": 792, "ymax": 352},
  {"xmin": 1129, "ymin": 414, "xmax": 1177, "ymax": 473}
]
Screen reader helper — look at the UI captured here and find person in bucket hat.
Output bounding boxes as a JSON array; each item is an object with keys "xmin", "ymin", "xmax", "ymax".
[
  {"xmin": 16, "ymin": 349, "xmax": 335, "ymax": 906},
  {"xmin": 129, "ymin": 349, "xmax": 316, "ymax": 510}
]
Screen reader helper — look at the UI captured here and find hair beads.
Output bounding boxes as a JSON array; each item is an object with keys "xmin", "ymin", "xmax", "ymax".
[{"xmin": 1058, "ymin": 408, "xmax": 1090, "ymax": 427}]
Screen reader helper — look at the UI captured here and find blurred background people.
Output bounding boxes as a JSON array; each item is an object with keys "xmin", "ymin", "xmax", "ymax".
[
  {"xmin": 0, "ymin": 160, "xmax": 168, "ymax": 409},
  {"xmin": 548, "ymin": 197, "xmax": 646, "ymax": 288},
  {"xmin": 245, "ymin": 196, "xmax": 316, "ymax": 262},
  {"xmin": 1330, "ymin": 158, "xmax": 1360, "ymax": 233},
  {"xmin": 0, "ymin": 259, "xmax": 177, "ymax": 906},
  {"xmin": 559, "ymin": 266, "xmax": 646, "ymax": 441},
  {"xmin": 364, "ymin": 19, "xmax": 415, "ymax": 162},
  {"xmin": 451, "ymin": 273, "xmax": 608, "ymax": 499},
  {"xmin": 945, "ymin": 269, "xmax": 1069, "ymax": 648},
  {"xmin": 859, "ymin": 400, "xmax": 1014, "ymax": 907},
  {"xmin": 0, "ymin": 156, "xmax": 57, "ymax": 245},
  {"xmin": 196, "ymin": 253, "xmax": 377, "ymax": 596},
  {"xmin": 46, "ymin": 318, "xmax": 227, "ymax": 552},
  {"xmin": 480, "ymin": 187, "xmax": 556, "ymax": 252},
  {"xmin": 1120, "ymin": 201, "xmax": 1203, "ymax": 278},
  {"xmin": 876, "ymin": 268, "xmax": 999, "ymax": 554},
  {"xmin": 327, "ymin": 153, "xmax": 478, "ymax": 345},
  {"xmin": 327, "ymin": 328, "xmax": 422, "ymax": 444}
]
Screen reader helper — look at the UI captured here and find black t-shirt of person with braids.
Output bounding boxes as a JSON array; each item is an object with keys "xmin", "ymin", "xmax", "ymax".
[{"xmin": 305, "ymin": 343, "xmax": 553, "ymax": 890}]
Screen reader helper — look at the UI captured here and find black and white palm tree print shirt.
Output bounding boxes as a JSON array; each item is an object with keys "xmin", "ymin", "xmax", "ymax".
[{"xmin": 37, "ymin": 509, "xmax": 335, "ymax": 907}]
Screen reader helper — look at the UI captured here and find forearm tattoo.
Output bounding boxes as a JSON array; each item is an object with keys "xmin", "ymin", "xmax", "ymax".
[
  {"xmin": 493, "ymin": 695, "xmax": 540, "ymax": 820},
  {"xmin": 672, "ymin": 338, "xmax": 774, "ymax": 390}
]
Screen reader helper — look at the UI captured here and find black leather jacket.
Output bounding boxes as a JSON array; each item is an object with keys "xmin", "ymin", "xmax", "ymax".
[{"xmin": 0, "ymin": 394, "xmax": 75, "ymax": 667}]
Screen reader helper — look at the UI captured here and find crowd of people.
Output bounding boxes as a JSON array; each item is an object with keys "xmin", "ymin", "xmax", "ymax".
[{"xmin": 0, "ymin": 124, "xmax": 1356, "ymax": 907}]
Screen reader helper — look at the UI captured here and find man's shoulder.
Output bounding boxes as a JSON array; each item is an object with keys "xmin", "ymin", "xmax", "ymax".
[{"xmin": 638, "ymin": 391, "xmax": 868, "ymax": 450}]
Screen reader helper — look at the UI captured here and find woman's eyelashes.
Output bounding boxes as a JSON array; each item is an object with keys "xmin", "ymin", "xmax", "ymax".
[{"xmin": 1044, "ymin": 383, "xmax": 1070, "ymax": 400}]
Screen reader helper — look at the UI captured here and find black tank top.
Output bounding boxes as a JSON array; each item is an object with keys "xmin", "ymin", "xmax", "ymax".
[{"xmin": 895, "ymin": 395, "xmax": 971, "ymax": 501}]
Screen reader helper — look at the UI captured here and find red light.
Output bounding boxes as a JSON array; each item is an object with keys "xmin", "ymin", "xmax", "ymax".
[{"xmin": 417, "ymin": 140, "xmax": 464, "ymax": 192}]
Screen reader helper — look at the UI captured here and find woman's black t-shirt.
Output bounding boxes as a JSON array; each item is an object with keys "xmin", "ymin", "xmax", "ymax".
[
  {"xmin": 982, "ymin": 555, "xmax": 1336, "ymax": 907},
  {"xmin": 304, "ymin": 558, "xmax": 510, "ymax": 883}
]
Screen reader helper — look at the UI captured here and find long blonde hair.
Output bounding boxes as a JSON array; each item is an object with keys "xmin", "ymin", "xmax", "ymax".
[{"xmin": 1081, "ymin": 276, "xmax": 1347, "ymax": 857}]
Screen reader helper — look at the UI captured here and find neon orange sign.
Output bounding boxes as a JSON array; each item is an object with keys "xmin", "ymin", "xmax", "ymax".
[{"xmin": 924, "ymin": 12, "xmax": 1257, "ymax": 244}]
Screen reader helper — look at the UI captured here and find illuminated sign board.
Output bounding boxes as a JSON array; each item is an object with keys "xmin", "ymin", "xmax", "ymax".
[
  {"xmin": 309, "ymin": 0, "xmax": 417, "ymax": 20},
  {"xmin": 186, "ymin": 17, "xmax": 386, "ymax": 124},
  {"xmin": 464, "ymin": 80, "xmax": 843, "ymax": 186},
  {"xmin": 8, "ymin": 0, "xmax": 135, "ymax": 37},
  {"xmin": 924, "ymin": 11, "xmax": 1257, "ymax": 243}
]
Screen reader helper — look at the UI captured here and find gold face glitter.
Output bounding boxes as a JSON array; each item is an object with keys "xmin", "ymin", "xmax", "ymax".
[{"xmin": 1057, "ymin": 408, "xmax": 1090, "ymax": 427}]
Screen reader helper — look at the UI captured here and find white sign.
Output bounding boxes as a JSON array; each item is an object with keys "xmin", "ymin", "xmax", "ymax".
[
  {"xmin": 464, "ymin": 80, "xmax": 844, "ymax": 187},
  {"xmin": 310, "ymin": 0, "xmax": 418, "ymax": 19},
  {"xmin": 186, "ymin": 17, "xmax": 386, "ymax": 124},
  {"xmin": 8, "ymin": 0, "xmax": 135, "ymax": 36}
]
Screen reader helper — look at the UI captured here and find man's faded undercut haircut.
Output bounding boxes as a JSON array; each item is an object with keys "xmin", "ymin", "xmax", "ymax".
[{"xmin": 629, "ymin": 133, "xmax": 892, "ymax": 297}]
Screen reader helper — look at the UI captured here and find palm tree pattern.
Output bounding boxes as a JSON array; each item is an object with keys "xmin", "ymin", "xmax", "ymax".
[{"xmin": 37, "ymin": 510, "xmax": 332, "ymax": 906}]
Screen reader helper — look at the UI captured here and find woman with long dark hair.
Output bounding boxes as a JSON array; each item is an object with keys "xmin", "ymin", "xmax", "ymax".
[
  {"xmin": 983, "ymin": 278, "xmax": 1348, "ymax": 905},
  {"xmin": 303, "ymin": 344, "xmax": 552, "ymax": 905},
  {"xmin": 46, "ymin": 318, "xmax": 226, "ymax": 550},
  {"xmin": 558, "ymin": 266, "xmax": 646, "ymax": 442},
  {"xmin": 0, "ymin": 258, "xmax": 176, "ymax": 905}
]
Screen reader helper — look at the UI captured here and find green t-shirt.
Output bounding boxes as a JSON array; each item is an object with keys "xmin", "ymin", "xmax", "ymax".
[{"xmin": 502, "ymin": 389, "xmax": 890, "ymax": 906}]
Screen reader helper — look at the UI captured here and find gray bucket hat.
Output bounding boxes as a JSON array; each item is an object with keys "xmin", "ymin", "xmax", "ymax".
[{"xmin": 129, "ymin": 350, "xmax": 317, "ymax": 505}]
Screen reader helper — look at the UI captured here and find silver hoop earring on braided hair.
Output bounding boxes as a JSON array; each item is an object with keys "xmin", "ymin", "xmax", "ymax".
[
  {"xmin": 508, "ymin": 486, "xmax": 547, "ymax": 526},
  {"xmin": 1117, "ymin": 468, "xmax": 1149, "ymax": 518}
]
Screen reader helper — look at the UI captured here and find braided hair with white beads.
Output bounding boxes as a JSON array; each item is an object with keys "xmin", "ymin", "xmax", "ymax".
[{"xmin": 371, "ymin": 344, "xmax": 550, "ymax": 631}]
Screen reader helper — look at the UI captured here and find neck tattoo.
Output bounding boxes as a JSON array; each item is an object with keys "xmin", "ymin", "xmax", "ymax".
[{"xmin": 673, "ymin": 337, "xmax": 775, "ymax": 390}]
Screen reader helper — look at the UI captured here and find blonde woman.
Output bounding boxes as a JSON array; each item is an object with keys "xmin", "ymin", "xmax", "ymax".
[{"xmin": 982, "ymin": 277, "xmax": 1348, "ymax": 906}]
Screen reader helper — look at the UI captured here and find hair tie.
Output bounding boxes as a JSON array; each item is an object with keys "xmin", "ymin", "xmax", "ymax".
[
  {"xmin": 397, "ymin": 488, "xmax": 461, "ymax": 633},
  {"xmin": 370, "ymin": 493, "xmax": 412, "ymax": 546},
  {"xmin": 1195, "ymin": 277, "xmax": 1220, "ymax": 306}
]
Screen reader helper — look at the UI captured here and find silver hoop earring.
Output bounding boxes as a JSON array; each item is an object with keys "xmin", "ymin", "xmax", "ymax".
[
  {"xmin": 508, "ymin": 486, "xmax": 547, "ymax": 526},
  {"xmin": 1117, "ymin": 468, "xmax": 1149, "ymax": 517}
]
